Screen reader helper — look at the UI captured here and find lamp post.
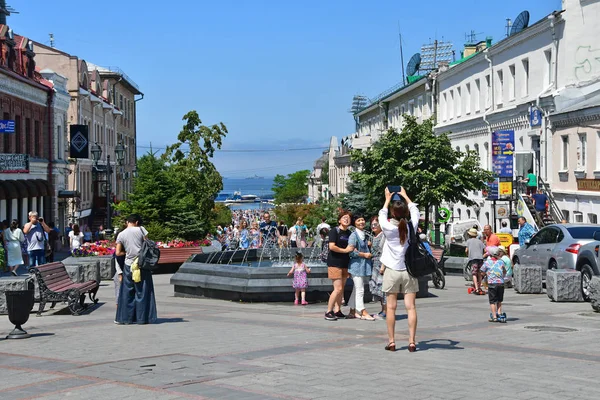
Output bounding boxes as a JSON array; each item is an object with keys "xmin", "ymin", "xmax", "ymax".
[{"xmin": 90, "ymin": 142, "xmax": 125, "ymax": 236}]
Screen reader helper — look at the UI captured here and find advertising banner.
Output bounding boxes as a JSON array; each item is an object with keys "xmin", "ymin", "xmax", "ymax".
[
  {"xmin": 0, "ymin": 153, "xmax": 29, "ymax": 173},
  {"xmin": 69, "ymin": 125, "xmax": 89, "ymax": 158},
  {"xmin": 492, "ymin": 130, "xmax": 515, "ymax": 178},
  {"xmin": 0, "ymin": 120, "xmax": 15, "ymax": 133}
]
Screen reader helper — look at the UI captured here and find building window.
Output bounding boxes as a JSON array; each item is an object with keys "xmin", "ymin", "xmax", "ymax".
[
  {"xmin": 15, "ymin": 115, "xmax": 21, "ymax": 153},
  {"xmin": 417, "ymin": 97, "xmax": 423, "ymax": 118},
  {"xmin": 34, "ymin": 120, "xmax": 41, "ymax": 157},
  {"xmin": 25, "ymin": 118, "xmax": 31, "ymax": 156},
  {"xmin": 474, "ymin": 79, "xmax": 480, "ymax": 113},
  {"xmin": 522, "ymin": 58, "xmax": 529, "ymax": 97},
  {"xmin": 449, "ymin": 90, "xmax": 454, "ymax": 119},
  {"xmin": 484, "ymin": 142, "xmax": 489, "ymax": 170},
  {"xmin": 442, "ymin": 93, "xmax": 447, "ymax": 121},
  {"xmin": 561, "ymin": 135, "xmax": 569, "ymax": 170},
  {"xmin": 409, "ymin": 101, "xmax": 414, "ymax": 116},
  {"xmin": 574, "ymin": 212, "xmax": 583, "ymax": 223},
  {"xmin": 577, "ymin": 133, "xmax": 587, "ymax": 169},
  {"xmin": 597, "ymin": 131, "xmax": 600, "ymax": 171},
  {"xmin": 509, "ymin": 64, "xmax": 516, "ymax": 101},
  {"xmin": 3, "ymin": 112, "xmax": 10, "ymax": 152},
  {"xmin": 589, "ymin": 213, "xmax": 598, "ymax": 224},
  {"xmin": 456, "ymin": 87, "xmax": 461, "ymax": 117},
  {"xmin": 544, "ymin": 49, "xmax": 552, "ymax": 87},
  {"xmin": 485, "ymin": 75, "xmax": 491, "ymax": 108},
  {"xmin": 465, "ymin": 144, "xmax": 470, "ymax": 152},
  {"xmin": 465, "ymin": 83, "xmax": 471, "ymax": 114},
  {"xmin": 57, "ymin": 125, "xmax": 62, "ymax": 160},
  {"xmin": 496, "ymin": 70, "xmax": 504, "ymax": 105}
]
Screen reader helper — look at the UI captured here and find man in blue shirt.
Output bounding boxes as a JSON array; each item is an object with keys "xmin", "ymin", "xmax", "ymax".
[
  {"xmin": 517, "ymin": 217, "xmax": 536, "ymax": 247},
  {"xmin": 259, "ymin": 212, "xmax": 279, "ymax": 247},
  {"xmin": 531, "ymin": 193, "xmax": 548, "ymax": 221}
]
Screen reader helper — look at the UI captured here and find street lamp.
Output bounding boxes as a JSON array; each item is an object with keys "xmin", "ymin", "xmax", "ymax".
[
  {"xmin": 115, "ymin": 141, "xmax": 125, "ymax": 165},
  {"xmin": 91, "ymin": 142, "xmax": 114, "ymax": 234}
]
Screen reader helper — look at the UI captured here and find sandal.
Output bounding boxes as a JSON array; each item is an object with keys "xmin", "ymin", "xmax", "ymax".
[
  {"xmin": 385, "ymin": 342, "xmax": 396, "ymax": 351},
  {"xmin": 359, "ymin": 312, "xmax": 375, "ymax": 321},
  {"xmin": 408, "ymin": 343, "xmax": 417, "ymax": 352},
  {"xmin": 489, "ymin": 313, "xmax": 498, "ymax": 323}
]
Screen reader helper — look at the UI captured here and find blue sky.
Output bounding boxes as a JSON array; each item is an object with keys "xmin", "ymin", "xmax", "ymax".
[{"xmin": 11, "ymin": 0, "xmax": 558, "ymax": 177}]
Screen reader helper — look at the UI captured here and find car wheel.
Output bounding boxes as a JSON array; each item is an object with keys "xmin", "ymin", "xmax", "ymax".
[
  {"xmin": 580, "ymin": 264, "xmax": 594, "ymax": 302},
  {"xmin": 548, "ymin": 259, "xmax": 558, "ymax": 270}
]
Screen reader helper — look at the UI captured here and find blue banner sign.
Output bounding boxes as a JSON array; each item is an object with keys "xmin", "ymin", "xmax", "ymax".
[
  {"xmin": 492, "ymin": 130, "xmax": 515, "ymax": 179},
  {"xmin": 530, "ymin": 108, "xmax": 542, "ymax": 127},
  {"xmin": 0, "ymin": 120, "xmax": 15, "ymax": 133},
  {"xmin": 486, "ymin": 179, "xmax": 499, "ymax": 200}
]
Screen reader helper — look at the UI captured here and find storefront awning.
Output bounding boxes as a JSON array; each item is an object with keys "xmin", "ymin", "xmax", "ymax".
[
  {"xmin": 0, "ymin": 180, "xmax": 18, "ymax": 199},
  {"xmin": 33, "ymin": 179, "xmax": 51, "ymax": 196},
  {"xmin": 8, "ymin": 180, "xmax": 28, "ymax": 198}
]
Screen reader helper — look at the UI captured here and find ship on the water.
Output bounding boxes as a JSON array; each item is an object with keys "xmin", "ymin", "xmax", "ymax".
[
  {"xmin": 218, "ymin": 191, "xmax": 262, "ymax": 204},
  {"xmin": 245, "ymin": 174, "xmax": 264, "ymax": 180}
]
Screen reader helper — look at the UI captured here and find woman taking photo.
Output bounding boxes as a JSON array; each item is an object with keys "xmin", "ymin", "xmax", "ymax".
[
  {"xmin": 324, "ymin": 210, "xmax": 353, "ymax": 321},
  {"xmin": 379, "ymin": 187, "xmax": 420, "ymax": 352},
  {"xmin": 346, "ymin": 214, "xmax": 374, "ymax": 320}
]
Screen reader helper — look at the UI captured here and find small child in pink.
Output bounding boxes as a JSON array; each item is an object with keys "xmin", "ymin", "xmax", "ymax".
[{"xmin": 287, "ymin": 251, "xmax": 310, "ymax": 305}]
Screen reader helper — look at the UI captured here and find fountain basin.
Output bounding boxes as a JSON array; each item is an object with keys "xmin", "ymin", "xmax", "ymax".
[{"xmin": 170, "ymin": 248, "xmax": 429, "ymax": 302}]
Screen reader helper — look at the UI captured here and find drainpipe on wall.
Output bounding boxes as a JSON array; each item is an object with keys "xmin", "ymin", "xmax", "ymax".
[{"xmin": 47, "ymin": 89, "xmax": 55, "ymax": 221}]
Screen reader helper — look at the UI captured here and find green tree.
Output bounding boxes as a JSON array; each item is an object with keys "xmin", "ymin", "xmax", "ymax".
[
  {"xmin": 351, "ymin": 116, "xmax": 493, "ymax": 229},
  {"xmin": 341, "ymin": 180, "xmax": 369, "ymax": 217},
  {"xmin": 211, "ymin": 203, "xmax": 232, "ymax": 230},
  {"xmin": 116, "ymin": 111, "xmax": 227, "ymax": 241},
  {"xmin": 272, "ymin": 170, "xmax": 310, "ymax": 204},
  {"xmin": 162, "ymin": 111, "xmax": 228, "ymax": 239}
]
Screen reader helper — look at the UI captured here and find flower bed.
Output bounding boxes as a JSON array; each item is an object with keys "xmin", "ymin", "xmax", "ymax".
[
  {"xmin": 155, "ymin": 239, "xmax": 212, "ymax": 248},
  {"xmin": 72, "ymin": 240, "xmax": 116, "ymax": 257}
]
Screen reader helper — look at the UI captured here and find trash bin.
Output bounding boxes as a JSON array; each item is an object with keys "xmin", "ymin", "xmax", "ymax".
[{"xmin": 5, "ymin": 284, "xmax": 34, "ymax": 339}]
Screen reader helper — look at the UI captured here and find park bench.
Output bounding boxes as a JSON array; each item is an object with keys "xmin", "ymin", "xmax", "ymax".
[
  {"xmin": 29, "ymin": 262, "xmax": 99, "ymax": 316},
  {"xmin": 430, "ymin": 246, "xmax": 447, "ymax": 273},
  {"xmin": 157, "ymin": 247, "xmax": 203, "ymax": 265}
]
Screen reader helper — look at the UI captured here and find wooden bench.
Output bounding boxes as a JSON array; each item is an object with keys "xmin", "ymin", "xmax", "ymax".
[
  {"xmin": 430, "ymin": 246, "xmax": 447, "ymax": 272},
  {"xmin": 157, "ymin": 247, "xmax": 203, "ymax": 265},
  {"xmin": 29, "ymin": 262, "xmax": 99, "ymax": 316}
]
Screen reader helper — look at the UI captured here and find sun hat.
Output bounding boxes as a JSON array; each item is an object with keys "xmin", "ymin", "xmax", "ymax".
[
  {"xmin": 487, "ymin": 246, "xmax": 500, "ymax": 257},
  {"xmin": 467, "ymin": 228, "xmax": 478, "ymax": 237},
  {"xmin": 498, "ymin": 245, "xmax": 507, "ymax": 253}
]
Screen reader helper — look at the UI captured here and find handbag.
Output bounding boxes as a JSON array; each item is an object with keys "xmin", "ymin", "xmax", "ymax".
[{"xmin": 405, "ymin": 223, "xmax": 438, "ymax": 278}]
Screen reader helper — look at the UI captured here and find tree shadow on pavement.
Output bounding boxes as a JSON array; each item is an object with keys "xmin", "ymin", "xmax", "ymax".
[{"xmin": 397, "ymin": 339, "xmax": 464, "ymax": 352}]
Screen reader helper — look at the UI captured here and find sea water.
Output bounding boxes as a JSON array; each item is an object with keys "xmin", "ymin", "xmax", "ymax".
[{"xmin": 217, "ymin": 177, "xmax": 275, "ymax": 211}]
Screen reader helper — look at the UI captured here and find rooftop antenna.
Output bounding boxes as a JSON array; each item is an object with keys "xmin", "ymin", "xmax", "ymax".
[
  {"xmin": 505, "ymin": 18, "xmax": 512, "ymax": 37},
  {"xmin": 464, "ymin": 30, "xmax": 483, "ymax": 43},
  {"xmin": 0, "ymin": 1, "xmax": 18, "ymax": 25},
  {"xmin": 398, "ymin": 21, "xmax": 405, "ymax": 85},
  {"xmin": 49, "ymin": 33, "xmax": 55, "ymax": 48}
]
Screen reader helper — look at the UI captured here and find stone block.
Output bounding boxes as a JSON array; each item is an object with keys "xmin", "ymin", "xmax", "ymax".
[
  {"xmin": 514, "ymin": 264, "xmax": 543, "ymax": 294},
  {"xmin": 589, "ymin": 276, "xmax": 600, "ymax": 312},
  {"xmin": 0, "ymin": 276, "xmax": 34, "ymax": 315},
  {"xmin": 63, "ymin": 256, "xmax": 114, "ymax": 280},
  {"xmin": 64, "ymin": 264, "xmax": 101, "ymax": 284},
  {"xmin": 546, "ymin": 269, "xmax": 583, "ymax": 302}
]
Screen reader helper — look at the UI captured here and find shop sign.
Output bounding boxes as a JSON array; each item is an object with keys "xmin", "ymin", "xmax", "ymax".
[
  {"xmin": 577, "ymin": 179, "xmax": 600, "ymax": 191},
  {"xmin": 0, "ymin": 153, "xmax": 29, "ymax": 173},
  {"xmin": 492, "ymin": 130, "xmax": 515, "ymax": 178}
]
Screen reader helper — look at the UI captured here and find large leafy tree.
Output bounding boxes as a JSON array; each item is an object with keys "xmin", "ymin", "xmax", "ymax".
[
  {"xmin": 116, "ymin": 111, "xmax": 227, "ymax": 241},
  {"xmin": 272, "ymin": 170, "xmax": 310, "ymax": 204},
  {"xmin": 162, "ymin": 111, "xmax": 227, "ymax": 239},
  {"xmin": 351, "ymin": 116, "xmax": 493, "ymax": 229}
]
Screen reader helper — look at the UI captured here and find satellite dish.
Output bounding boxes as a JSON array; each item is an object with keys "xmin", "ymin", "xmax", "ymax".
[
  {"xmin": 406, "ymin": 53, "xmax": 421, "ymax": 76},
  {"xmin": 510, "ymin": 11, "xmax": 530, "ymax": 36}
]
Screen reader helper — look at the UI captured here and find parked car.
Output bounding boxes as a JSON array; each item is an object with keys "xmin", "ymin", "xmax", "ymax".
[
  {"xmin": 513, "ymin": 224, "xmax": 600, "ymax": 296},
  {"xmin": 575, "ymin": 230, "xmax": 600, "ymax": 301}
]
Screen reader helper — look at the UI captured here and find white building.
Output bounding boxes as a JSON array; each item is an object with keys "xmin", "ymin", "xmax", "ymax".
[
  {"xmin": 546, "ymin": 0, "xmax": 600, "ymax": 223},
  {"xmin": 434, "ymin": 10, "xmax": 561, "ymax": 226},
  {"xmin": 316, "ymin": 78, "xmax": 433, "ymax": 198}
]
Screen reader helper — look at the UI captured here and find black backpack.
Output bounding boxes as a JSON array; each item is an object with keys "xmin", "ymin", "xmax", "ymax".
[
  {"xmin": 138, "ymin": 228, "xmax": 161, "ymax": 271},
  {"xmin": 405, "ymin": 223, "xmax": 438, "ymax": 278}
]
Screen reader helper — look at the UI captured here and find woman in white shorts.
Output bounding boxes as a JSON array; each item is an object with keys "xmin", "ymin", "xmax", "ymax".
[{"xmin": 379, "ymin": 187, "xmax": 420, "ymax": 352}]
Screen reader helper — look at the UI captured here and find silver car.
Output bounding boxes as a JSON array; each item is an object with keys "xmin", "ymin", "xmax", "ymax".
[
  {"xmin": 575, "ymin": 230, "xmax": 600, "ymax": 301},
  {"xmin": 513, "ymin": 224, "xmax": 600, "ymax": 278}
]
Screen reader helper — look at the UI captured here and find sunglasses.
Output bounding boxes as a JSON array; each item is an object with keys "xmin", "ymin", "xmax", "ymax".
[{"xmin": 371, "ymin": 223, "xmax": 380, "ymax": 227}]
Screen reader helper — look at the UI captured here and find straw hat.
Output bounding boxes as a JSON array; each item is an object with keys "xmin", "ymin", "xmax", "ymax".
[
  {"xmin": 467, "ymin": 228, "xmax": 478, "ymax": 237},
  {"xmin": 498, "ymin": 245, "xmax": 507, "ymax": 254}
]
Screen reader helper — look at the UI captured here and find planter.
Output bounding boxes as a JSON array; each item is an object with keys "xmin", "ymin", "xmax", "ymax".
[
  {"xmin": 0, "ymin": 276, "xmax": 33, "ymax": 315},
  {"xmin": 5, "ymin": 285, "xmax": 34, "ymax": 339},
  {"xmin": 62, "ymin": 255, "xmax": 115, "ymax": 280}
]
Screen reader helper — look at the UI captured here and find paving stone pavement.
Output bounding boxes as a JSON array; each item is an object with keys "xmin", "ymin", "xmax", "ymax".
[{"xmin": 1, "ymin": 274, "xmax": 599, "ymax": 400}]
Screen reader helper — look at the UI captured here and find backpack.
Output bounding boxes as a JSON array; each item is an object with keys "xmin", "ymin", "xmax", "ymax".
[
  {"xmin": 320, "ymin": 227, "xmax": 336, "ymax": 263},
  {"xmin": 138, "ymin": 228, "xmax": 161, "ymax": 271},
  {"xmin": 405, "ymin": 223, "xmax": 438, "ymax": 278}
]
